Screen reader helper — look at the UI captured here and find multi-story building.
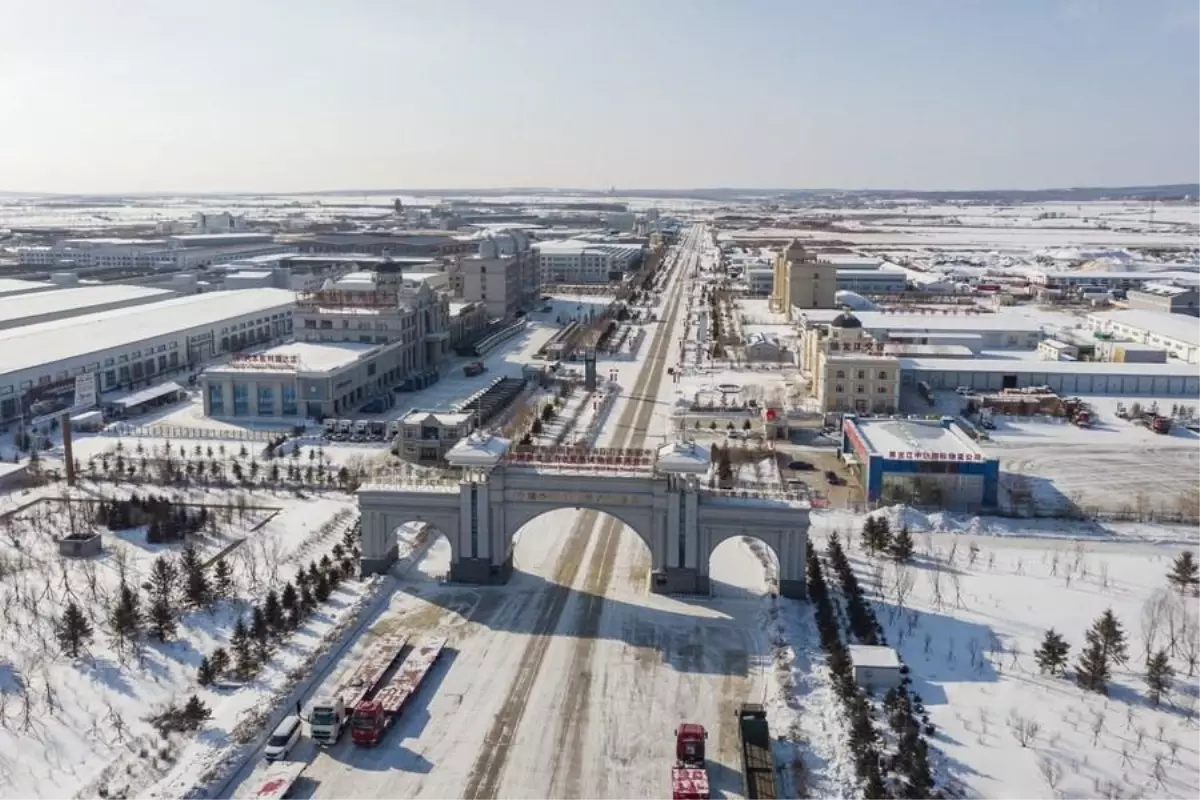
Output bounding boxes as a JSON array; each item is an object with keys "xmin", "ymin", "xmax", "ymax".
[
  {"xmin": 200, "ymin": 277, "xmax": 452, "ymax": 419},
  {"xmin": 771, "ymin": 239, "xmax": 837, "ymax": 316},
  {"xmin": 800, "ymin": 312, "xmax": 900, "ymax": 414},
  {"xmin": 15, "ymin": 233, "xmax": 288, "ymax": 272},
  {"xmin": 449, "ymin": 230, "xmax": 539, "ymax": 319},
  {"xmin": 534, "ymin": 239, "xmax": 643, "ymax": 284},
  {"xmin": 291, "ymin": 232, "xmax": 475, "ymax": 258},
  {"xmin": 1086, "ymin": 309, "xmax": 1199, "ymax": 364}
]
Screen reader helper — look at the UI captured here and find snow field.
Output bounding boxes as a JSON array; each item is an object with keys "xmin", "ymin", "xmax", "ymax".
[
  {"xmin": 808, "ymin": 513, "xmax": 1200, "ymax": 800},
  {"xmin": 0, "ymin": 480, "xmax": 360, "ymax": 800}
]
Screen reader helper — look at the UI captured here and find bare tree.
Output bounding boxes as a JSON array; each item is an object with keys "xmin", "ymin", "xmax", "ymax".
[
  {"xmin": 1181, "ymin": 607, "xmax": 1199, "ymax": 677},
  {"xmin": 1038, "ymin": 757, "xmax": 1064, "ymax": 798},
  {"xmin": 1141, "ymin": 589, "xmax": 1169, "ymax": 662},
  {"xmin": 892, "ymin": 563, "xmax": 916, "ymax": 609},
  {"xmin": 1090, "ymin": 708, "xmax": 1106, "ymax": 745},
  {"xmin": 1007, "ymin": 709, "xmax": 1041, "ymax": 747}
]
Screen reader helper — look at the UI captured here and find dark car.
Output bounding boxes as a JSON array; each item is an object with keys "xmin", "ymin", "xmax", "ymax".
[
  {"xmin": 825, "ymin": 470, "xmax": 845, "ymax": 485},
  {"xmin": 787, "ymin": 460, "xmax": 815, "ymax": 471}
]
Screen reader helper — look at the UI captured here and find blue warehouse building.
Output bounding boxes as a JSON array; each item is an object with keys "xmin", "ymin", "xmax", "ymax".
[{"xmin": 841, "ymin": 415, "xmax": 1000, "ymax": 511}]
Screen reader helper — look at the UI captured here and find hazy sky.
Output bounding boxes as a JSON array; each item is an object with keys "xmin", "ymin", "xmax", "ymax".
[{"xmin": 2, "ymin": 0, "xmax": 1197, "ymax": 193}]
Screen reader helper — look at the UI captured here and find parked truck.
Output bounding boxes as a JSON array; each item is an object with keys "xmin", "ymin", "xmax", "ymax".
[
  {"xmin": 235, "ymin": 761, "xmax": 306, "ymax": 800},
  {"xmin": 310, "ymin": 632, "xmax": 409, "ymax": 744},
  {"xmin": 463, "ymin": 361, "xmax": 487, "ymax": 377},
  {"xmin": 351, "ymin": 636, "xmax": 447, "ymax": 746},
  {"xmin": 736, "ymin": 703, "xmax": 777, "ymax": 800},
  {"xmin": 671, "ymin": 723, "xmax": 710, "ymax": 799}
]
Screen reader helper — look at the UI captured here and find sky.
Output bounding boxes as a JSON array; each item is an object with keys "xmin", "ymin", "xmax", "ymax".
[{"xmin": 1, "ymin": 0, "xmax": 1197, "ymax": 193}]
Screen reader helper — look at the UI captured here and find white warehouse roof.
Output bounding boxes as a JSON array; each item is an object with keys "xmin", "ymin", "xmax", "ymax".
[
  {"xmin": 0, "ymin": 284, "xmax": 174, "ymax": 326},
  {"xmin": 900, "ymin": 357, "xmax": 1197, "ymax": 377},
  {"xmin": 1087, "ymin": 309, "xmax": 1199, "ymax": 347},
  {"xmin": 0, "ymin": 278, "xmax": 56, "ymax": 298},
  {"xmin": 0, "ymin": 288, "xmax": 295, "ymax": 377},
  {"xmin": 852, "ymin": 311, "xmax": 1043, "ymax": 333}
]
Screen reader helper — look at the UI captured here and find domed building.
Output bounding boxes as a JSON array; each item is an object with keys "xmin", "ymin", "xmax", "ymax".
[{"xmin": 799, "ymin": 308, "xmax": 900, "ymax": 415}]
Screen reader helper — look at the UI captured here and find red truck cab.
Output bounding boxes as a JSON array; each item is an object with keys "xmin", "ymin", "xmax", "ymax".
[
  {"xmin": 672, "ymin": 723, "xmax": 709, "ymax": 799},
  {"xmin": 350, "ymin": 700, "xmax": 385, "ymax": 746}
]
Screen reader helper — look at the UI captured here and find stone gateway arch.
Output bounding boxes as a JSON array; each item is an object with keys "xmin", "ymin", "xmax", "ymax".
[{"xmin": 358, "ymin": 439, "xmax": 811, "ymax": 598}]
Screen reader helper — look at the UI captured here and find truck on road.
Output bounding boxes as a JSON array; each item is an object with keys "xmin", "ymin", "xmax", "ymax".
[
  {"xmin": 351, "ymin": 636, "xmax": 447, "ymax": 746},
  {"xmin": 463, "ymin": 361, "xmax": 487, "ymax": 377},
  {"xmin": 235, "ymin": 761, "xmax": 306, "ymax": 800},
  {"xmin": 736, "ymin": 703, "xmax": 777, "ymax": 800},
  {"xmin": 671, "ymin": 722, "xmax": 710, "ymax": 799},
  {"xmin": 310, "ymin": 632, "xmax": 409, "ymax": 744}
]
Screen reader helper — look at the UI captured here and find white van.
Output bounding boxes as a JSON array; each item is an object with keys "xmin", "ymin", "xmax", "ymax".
[{"xmin": 264, "ymin": 715, "xmax": 302, "ymax": 761}]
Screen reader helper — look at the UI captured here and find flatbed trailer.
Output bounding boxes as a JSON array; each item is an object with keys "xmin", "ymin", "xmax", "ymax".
[
  {"xmin": 336, "ymin": 632, "xmax": 409, "ymax": 710},
  {"xmin": 736, "ymin": 703, "xmax": 777, "ymax": 800},
  {"xmin": 235, "ymin": 762, "xmax": 306, "ymax": 800},
  {"xmin": 351, "ymin": 636, "xmax": 448, "ymax": 746}
]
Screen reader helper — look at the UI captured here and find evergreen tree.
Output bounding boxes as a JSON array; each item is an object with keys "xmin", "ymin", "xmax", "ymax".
[
  {"xmin": 213, "ymin": 559, "xmax": 234, "ymax": 600},
  {"xmin": 196, "ymin": 656, "xmax": 216, "ymax": 686},
  {"xmin": 210, "ymin": 646, "xmax": 230, "ymax": 677},
  {"xmin": 889, "ymin": 524, "xmax": 914, "ymax": 562},
  {"xmin": 250, "ymin": 606, "xmax": 271, "ymax": 661},
  {"xmin": 148, "ymin": 555, "xmax": 178, "ymax": 641},
  {"xmin": 314, "ymin": 570, "xmax": 331, "ymax": 602},
  {"xmin": 1145, "ymin": 649, "xmax": 1174, "ymax": 706},
  {"xmin": 875, "ymin": 516, "xmax": 892, "ymax": 551},
  {"xmin": 1167, "ymin": 551, "xmax": 1200, "ymax": 596},
  {"xmin": 861, "ymin": 517, "xmax": 880, "ymax": 555},
  {"xmin": 286, "ymin": 605, "xmax": 304, "ymax": 631},
  {"xmin": 263, "ymin": 589, "xmax": 285, "ymax": 636},
  {"xmin": 180, "ymin": 543, "xmax": 210, "ymax": 608},
  {"xmin": 1076, "ymin": 624, "xmax": 1111, "ymax": 694},
  {"xmin": 1033, "ymin": 628, "xmax": 1071, "ymax": 677},
  {"xmin": 57, "ymin": 600, "xmax": 94, "ymax": 658},
  {"xmin": 230, "ymin": 617, "xmax": 255, "ymax": 678},
  {"xmin": 717, "ymin": 448, "xmax": 733, "ymax": 482},
  {"xmin": 183, "ymin": 694, "xmax": 212, "ymax": 727},
  {"xmin": 1096, "ymin": 608, "xmax": 1128, "ymax": 666},
  {"xmin": 280, "ymin": 582, "xmax": 299, "ymax": 620},
  {"xmin": 299, "ymin": 582, "xmax": 316, "ymax": 613},
  {"xmin": 109, "ymin": 581, "xmax": 143, "ymax": 658}
]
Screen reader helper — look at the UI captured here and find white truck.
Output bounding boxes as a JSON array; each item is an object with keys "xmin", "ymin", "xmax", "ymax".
[
  {"xmin": 352, "ymin": 420, "xmax": 369, "ymax": 441},
  {"xmin": 308, "ymin": 696, "xmax": 347, "ymax": 745}
]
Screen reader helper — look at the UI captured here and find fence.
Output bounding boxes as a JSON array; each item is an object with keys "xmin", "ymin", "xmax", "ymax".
[{"xmin": 101, "ymin": 423, "xmax": 295, "ymax": 442}]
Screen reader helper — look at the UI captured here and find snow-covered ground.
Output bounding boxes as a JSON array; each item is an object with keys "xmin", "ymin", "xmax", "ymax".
[
  {"xmin": 808, "ymin": 505, "xmax": 1200, "ymax": 800},
  {"xmin": 0, "ymin": 478, "xmax": 361, "ymax": 800}
]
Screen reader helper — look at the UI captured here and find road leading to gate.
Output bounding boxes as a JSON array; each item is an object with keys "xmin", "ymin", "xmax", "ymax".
[{"xmin": 460, "ymin": 226, "xmax": 700, "ymax": 800}]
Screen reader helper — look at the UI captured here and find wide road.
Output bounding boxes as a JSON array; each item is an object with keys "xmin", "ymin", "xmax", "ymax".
[{"xmin": 232, "ymin": 225, "xmax": 775, "ymax": 800}]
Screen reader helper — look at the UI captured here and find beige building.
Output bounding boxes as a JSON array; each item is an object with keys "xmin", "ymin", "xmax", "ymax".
[
  {"xmin": 770, "ymin": 239, "xmax": 837, "ymax": 318},
  {"xmin": 801, "ymin": 312, "xmax": 900, "ymax": 413},
  {"xmin": 448, "ymin": 230, "xmax": 539, "ymax": 320}
]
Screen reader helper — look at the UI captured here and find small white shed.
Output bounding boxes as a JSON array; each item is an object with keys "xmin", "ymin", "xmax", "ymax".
[{"xmin": 847, "ymin": 644, "xmax": 903, "ymax": 691}]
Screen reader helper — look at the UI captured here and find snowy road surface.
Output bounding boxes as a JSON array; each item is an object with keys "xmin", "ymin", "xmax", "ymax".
[{"xmin": 224, "ymin": 225, "xmax": 782, "ymax": 799}]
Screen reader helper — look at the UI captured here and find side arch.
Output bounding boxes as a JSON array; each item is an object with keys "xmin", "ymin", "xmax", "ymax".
[
  {"xmin": 704, "ymin": 524, "xmax": 807, "ymax": 599},
  {"xmin": 359, "ymin": 501, "xmax": 463, "ymax": 575}
]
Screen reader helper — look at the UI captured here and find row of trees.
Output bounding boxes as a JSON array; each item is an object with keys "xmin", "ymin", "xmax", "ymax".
[
  {"xmin": 824, "ymin": 535, "xmax": 937, "ymax": 797},
  {"xmin": 94, "ymin": 494, "xmax": 208, "ymax": 542},
  {"xmin": 197, "ymin": 547, "xmax": 357, "ymax": 687}
]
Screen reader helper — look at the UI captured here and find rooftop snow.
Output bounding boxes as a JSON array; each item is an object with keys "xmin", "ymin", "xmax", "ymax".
[
  {"xmin": 0, "ymin": 278, "xmax": 55, "ymax": 298},
  {"xmin": 0, "ymin": 288, "xmax": 295, "ymax": 378},
  {"xmin": 205, "ymin": 341, "xmax": 379, "ymax": 374},
  {"xmin": 0, "ymin": 284, "xmax": 174, "ymax": 326},
  {"xmin": 852, "ymin": 418, "xmax": 983, "ymax": 458},
  {"xmin": 1087, "ymin": 309, "xmax": 1200, "ymax": 346},
  {"xmin": 900, "ymin": 356, "xmax": 1198, "ymax": 376},
  {"xmin": 852, "ymin": 310, "xmax": 1044, "ymax": 333},
  {"xmin": 847, "ymin": 645, "xmax": 902, "ymax": 670}
]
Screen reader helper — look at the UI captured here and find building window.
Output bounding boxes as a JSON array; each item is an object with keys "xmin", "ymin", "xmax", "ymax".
[
  {"xmin": 257, "ymin": 385, "xmax": 274, "ymax": 416},
  {"xmin": 878, "ymin": 386, "xmax": 887, "ymax": 393},
  {"xmin": 304, "ymin": 319, "xmax": 316, "ymax": 329},
  {"xmin": 104, "ymin": 370, "xmax": 116, "ymax": 388},
  {"xmin": 208, "ymin": 383, "xmax": 224, "ymax": 415},
  {"xmin": 878, "ymin": 371, "xmax": 887, "ymax": 380},
  {"xmin": 835, "ymin": 370, "xmax": 845, "ymax": 379},
  {"xmin": 835, "ymin": 384, "xmax": 844, "ymax": 394},
  {"xmin": 857, "ymin": 370, "xmax": 865, "ymax": 379},
  {"xmin": 233, "ymin": 383, "xmax": 250, "ymax": 416},
  {"xmin": 856, "ymin": 385, "xmax": 865, "ymax": 394},
  {"xmin": 281, "ymin": 384, "xmax": 297, "ymax": 416}
]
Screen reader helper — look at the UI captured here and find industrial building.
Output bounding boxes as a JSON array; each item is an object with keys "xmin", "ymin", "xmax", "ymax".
[
  {"xmin": 841, "ymin": 415, "xmax": 1000, "ymax": 510},
  {"xmin": 15, "ymin": 233, "xmax": 289, "ymax": 271},
  {"xmin": 0, "ymin": 284, "xmax": 175, "ymax": 330},
  {"xmin": 0, "ymin": 288, "xmax": 296, "ymax": 423},
  {"xmin": 1085, "ymin": 309, "xmax": 1199, "ymax": 364},
  {"xmin": 292, "ymin": 232, "xmax": 475, "ymax": 259},
  {"xmin": 799, "ymin": 309, "xmax": 1044, "ymax": 350},
  {"xmin": 899, "ymin": 357, "xmax": 1199, "ymax": 396},
  {"xmin": 534, "ymin": 239, "xmax": 644, "ymax": 284},
  {"xmin": 1125, "ymin": 283, "xmax": 1199, "ymax": 316}
]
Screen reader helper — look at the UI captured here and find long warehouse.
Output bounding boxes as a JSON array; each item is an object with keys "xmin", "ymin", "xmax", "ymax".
[
  {"xmin": 900, "ymin": 357, "xmax": 1200, "ymax": 396},
  {"xmin": 0, "ymin": 284, "xmax": 176, "ymax": 330},
  {"xmin": 0, "ymin": 288, "xmax": 296, "ymax": 423}
]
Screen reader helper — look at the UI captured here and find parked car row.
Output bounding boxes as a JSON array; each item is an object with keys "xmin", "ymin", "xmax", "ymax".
[{"xmin": 323, "ymin": 418, "xmax": 398, "ymax": 442}]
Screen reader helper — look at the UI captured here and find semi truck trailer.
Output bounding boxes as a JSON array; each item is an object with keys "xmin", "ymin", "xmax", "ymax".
[
  {"xmin": 308, "ymin": 632, "xmax": 408, "ymax": 744},
  {"xmin": 351, "ymin": 636, "xmax": 447, "ymax": 746},
  {"xmin": 736, "ymin": 703, "xmax": 777, "ymax": 800},
  {"xmin": 671, "ymin": 723, "xmax": 710, "ymax": 799}
]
